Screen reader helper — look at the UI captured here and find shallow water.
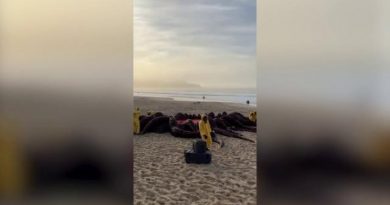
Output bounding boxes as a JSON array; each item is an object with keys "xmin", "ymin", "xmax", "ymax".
[{"xmin": 134, "ymin": 90, "xmax": 257, "ymax": 106}]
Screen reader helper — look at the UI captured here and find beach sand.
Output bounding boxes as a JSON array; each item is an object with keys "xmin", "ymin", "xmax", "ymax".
[{"xmin": 134, "ymin": 97, "xmax": 257, "ymax": 205}]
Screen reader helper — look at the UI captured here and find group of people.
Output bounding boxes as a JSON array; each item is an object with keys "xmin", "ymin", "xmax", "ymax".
[{"xmin": 133, "ymin": 108, "xmax": 257, "ymax": 149}]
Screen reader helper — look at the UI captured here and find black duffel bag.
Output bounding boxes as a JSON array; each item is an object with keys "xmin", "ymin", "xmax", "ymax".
[
  {"xmin": 193, "ymin": 139, "xmax": 207, "ymax": 153},
  {"xmin": 184, "ymin": 149, "xmax": 212, "ymax": 164}
]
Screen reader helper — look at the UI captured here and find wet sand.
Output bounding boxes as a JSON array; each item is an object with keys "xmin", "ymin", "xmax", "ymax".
[{"xmin": 134, "ymin": 97, "xmax": 257, "ymax": 204}]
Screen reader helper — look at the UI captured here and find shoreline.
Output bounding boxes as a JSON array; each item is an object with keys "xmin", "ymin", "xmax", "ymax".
[
  {"xmin": 134, "ymin": 96, "xmax": 257, "ymax": 113},
  {"xmin": 134, "ymin": 91, "xmax": 257, "ymax": 107}
]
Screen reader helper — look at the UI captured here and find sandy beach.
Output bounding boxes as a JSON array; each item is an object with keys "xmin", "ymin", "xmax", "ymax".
[{"xmin": 134, "ymin": 97, "xmax": 257, "ymax": 204}]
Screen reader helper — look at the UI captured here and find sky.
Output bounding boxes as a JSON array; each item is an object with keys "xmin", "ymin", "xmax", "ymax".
[
  {"xmin": 134, "ymin": 0, "xmax": 256, "ymax": 90},
  {"xmin": 1, "ymin": 0, "xmax": 388, "ymax": 110},
  {"xmin": 259, "ymin": 0, "xmax": 390, "ymax": 119},
  {"xmin": 1, "ymin": 0, "xmax": 133, "ymax": 94}
]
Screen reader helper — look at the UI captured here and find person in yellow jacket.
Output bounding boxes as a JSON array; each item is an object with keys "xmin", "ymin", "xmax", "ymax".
[
  {"xmin": 249, "ymin": 111, "xmax": 257, "ymax": 123},
  {"xmin": 198, "ymin": 114, "xmax": 213, "ymax": 149},
  {"xmin": 0, "ymin": 118, "xmax": 28, "ymax": 198},
  {"xmin": 133, "ymin": 107, "xmax": 141, "ymax": 134}
]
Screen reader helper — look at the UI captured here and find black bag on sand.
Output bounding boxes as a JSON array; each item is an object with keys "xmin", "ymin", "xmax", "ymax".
[
  {"xmin": 193, "ymin": 139, "xmax": 207, "ymax": 153},
  {"xmin": 184, "ymin": 149, "xmax": 212, "ymax": 164}
]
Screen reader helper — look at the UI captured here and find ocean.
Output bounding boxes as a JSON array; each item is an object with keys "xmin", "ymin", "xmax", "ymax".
[{"xmin": 134, "ymin": 90, "xmax": 257, "ymax": 106}]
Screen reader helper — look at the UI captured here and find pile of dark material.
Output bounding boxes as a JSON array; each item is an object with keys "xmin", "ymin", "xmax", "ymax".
[{"xmin": 138, "ymin": 112, "xmax": 256, "ymax": 143}]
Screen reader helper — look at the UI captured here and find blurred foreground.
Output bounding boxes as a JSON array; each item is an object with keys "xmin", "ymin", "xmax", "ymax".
[
  {"xmin": 0, "ymin": 0, "xmax": 132, "ymax": 204},
  {"xmin": 0, "ymin": 87, "xmax": 132, "ymax": 205},
  {"xmin": 259, "ymin": 0, "xmax": 390, "ymax": 204}
]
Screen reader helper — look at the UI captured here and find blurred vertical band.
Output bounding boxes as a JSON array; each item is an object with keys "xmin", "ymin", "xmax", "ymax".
[
  {"xmin": 0, "ymin": 0, "xmax": 133, "ymax": 204},
  {"xmin": 130, "ymin": 0, "xmax": 134, "ymax": 203},
  {"xmin": 256, "ymin": 1, "xmax": 261, "ymax": 204},
  {"xmin": 259, "ymin": 0, "xmax": 390, "ymax": 204}
]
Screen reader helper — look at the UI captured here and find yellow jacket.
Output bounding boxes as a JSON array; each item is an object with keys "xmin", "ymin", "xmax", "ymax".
[
  {"xmin": 198, "ymin": 117, "xmax": 213, "ymax": 149},
  {"xmin": 0, "ymin": 119, "xmax": 27, "ymax": 197},
  {"xmin": 198, "ymin": 119, "xmax": 212, "ymax": 138},
  {"xmin": 249, "ymin": 112, "xmax": 257, "ymax": 122},
  {"xmin": 133, "ymin": 110, "xmax": 141, "ymax": 120},
  {"xmin": 133, "ymin": 109, "xmax": 141, "ymax": 134}
]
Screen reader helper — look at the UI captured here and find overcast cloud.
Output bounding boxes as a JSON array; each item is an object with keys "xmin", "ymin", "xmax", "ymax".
[{"xmin": 134, "ymin": 0, "xmax": 256, "ymax": 89}]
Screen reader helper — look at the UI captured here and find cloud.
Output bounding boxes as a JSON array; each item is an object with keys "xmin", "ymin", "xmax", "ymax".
[
  {"xmin": 134, "ymin": 0, "xmax": 256, "ymax": 89},
  {"xmin": 134, "ymin": 78, "xmax": 201, "ymax": 89}
]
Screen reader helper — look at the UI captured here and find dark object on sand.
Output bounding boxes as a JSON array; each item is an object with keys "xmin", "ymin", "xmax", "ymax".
[
  {"xmin": 140, "ymin": 116, "xmax": 170, "ymax": 134},
  {"xmin": 139, "ymin": 111, "xmax": 256, "ymax": 143},
  {"xmin": 185, "ymin": 140, "xmax": 212, "ymax": 164},
  {"xmin": 247, "ymin": 100, "xmax": 250, "ymax": 105},
  {"xmin": 184, "ymin": 150, "xmax": 212, "ymax": 164},
  {"xmin": 193, "ymin": 139, "xmax": 208, "ymax": 153}
]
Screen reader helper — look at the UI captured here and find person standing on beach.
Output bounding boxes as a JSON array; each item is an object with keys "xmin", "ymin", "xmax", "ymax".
[
  {"xmin": 249, "ymin": 111, "xmax": 257, "ymax": 123},
  {"xmin": 198, "ymin": 114, "xmax": 213, "ymax": 149},
  {"xmin": 133, "ymin": 107, "xmax": 141, "ymax": 134}
]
